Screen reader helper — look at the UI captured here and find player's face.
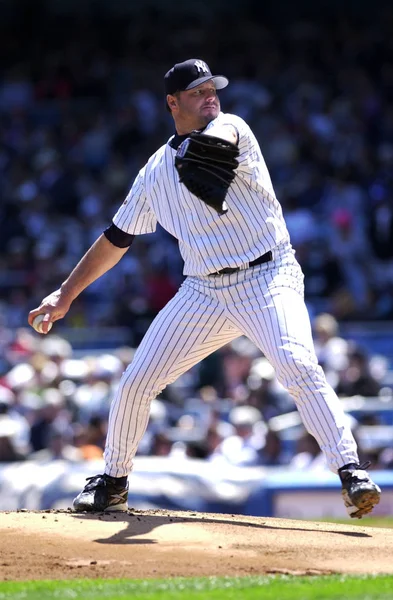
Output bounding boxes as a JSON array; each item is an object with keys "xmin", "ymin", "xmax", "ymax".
[{"xmin": 169, "ymin": 81, "xmax": 221, "ymax": 133}]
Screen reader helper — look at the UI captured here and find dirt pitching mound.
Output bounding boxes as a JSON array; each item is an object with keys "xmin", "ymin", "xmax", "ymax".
[{"xmin": 1, "ymin": 509, "xmax": 392, "ymax": 581}]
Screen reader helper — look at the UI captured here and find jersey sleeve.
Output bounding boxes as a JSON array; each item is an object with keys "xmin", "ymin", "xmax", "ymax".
[
  {"xmin": 112, "ymin": 167, "xmax": 157, "ymax": 235},
  {"xmin": 208, "ymin": 113, "xmax": 277, "ymax": 198}
]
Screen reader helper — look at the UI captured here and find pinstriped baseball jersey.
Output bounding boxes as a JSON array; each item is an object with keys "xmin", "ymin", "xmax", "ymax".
[
  {"xmin": 112, "ymin": 112, "xmax": 290, "ymax": 276},
  {"xmin": 104, "ymin": 106, "xmax": 360, "ymax": 482}
]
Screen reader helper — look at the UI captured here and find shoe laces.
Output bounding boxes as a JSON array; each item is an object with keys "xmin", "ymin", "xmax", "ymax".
[
  {"xmin": 85, "ymin": 473, "xmax": 125, "ymax": 490},
  {"xmin": 84, "ymin": 474, "xmax": 107, "ymax": 489},
  {"xmin": 340, "ymin": 461, "xmax": 371, "ymax": 483}
]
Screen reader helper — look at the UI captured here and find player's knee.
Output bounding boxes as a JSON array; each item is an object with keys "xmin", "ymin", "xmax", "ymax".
[
  {"xmin": 284, "ymin": 362, "xmax": 327, "ymax": 395},
  {"xmin": 120, "ymin": 363, "xmax": 172, "ymax": 403}
]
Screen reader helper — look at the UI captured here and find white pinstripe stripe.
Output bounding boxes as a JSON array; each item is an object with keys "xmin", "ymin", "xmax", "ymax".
[
  {"xmin": 104, "ymin": 109, "xmax": 359, "ymax": 477},
  {"xmin": 269, "ymin": 280, "xmax": 333, "ymax": 446},
  {"xmin": 104, "ymin": 293, "xmax": 190, "ymax": 471},
  {"xmin": 106, "ymin": 291, "xmax": 194, "ymax": 473},
  {"xmin": 110, "ymin": 290, "xmax": 195, "ymax": 472},
  {"xmin": 104, "ymin": 250, "xmax": 358, "ymax": 476},
  {"xmin": 104, "ymin": 284, "xmax": 240, "ymax": 476},
  {"xmin": 242, "ymin": 267, "xmax": 333, "ymax": 449},
  {"xmin": 220, "ymin": 259, "xmax": 358, "ymax": 471}
]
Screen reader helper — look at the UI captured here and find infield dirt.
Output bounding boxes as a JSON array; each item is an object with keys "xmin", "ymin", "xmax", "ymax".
[{"xmin": 1, "ymin": 509, "xmax": 392, "ymax": 581}]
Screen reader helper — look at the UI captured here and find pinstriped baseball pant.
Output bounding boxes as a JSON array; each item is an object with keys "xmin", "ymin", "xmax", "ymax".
[{"xmin": 104, "ymin": 244, "xmax": 358, "ymax": 476}]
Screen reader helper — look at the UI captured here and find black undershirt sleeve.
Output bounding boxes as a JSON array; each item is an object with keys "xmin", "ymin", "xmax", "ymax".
[{"xmin": 103, "ymin": 223, "xmax": 135, "ymax": 248}]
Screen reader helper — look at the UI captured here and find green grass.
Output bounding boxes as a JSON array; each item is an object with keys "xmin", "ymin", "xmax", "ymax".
[
  {"xmin": 0, "ymin": 575, "xmax": 393, "ymax": 600},
  {"xmin": 321, "ymin": 517, "xmax": 393, "ymax": 529}
]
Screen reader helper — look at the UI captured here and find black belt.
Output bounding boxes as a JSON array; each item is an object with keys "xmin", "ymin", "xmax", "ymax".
[{"xmin": 209, "ymin": 251, "xmax": 272, "ymax": 276}]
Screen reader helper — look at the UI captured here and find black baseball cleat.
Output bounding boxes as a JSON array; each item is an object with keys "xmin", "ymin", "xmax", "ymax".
[
  {"xmin": 72, "ymin": 474, "xmax": 129, "ymax": 512},
  {"xmin": 339, "ymin": 462, "xmax": 381, "ymax": 519}
]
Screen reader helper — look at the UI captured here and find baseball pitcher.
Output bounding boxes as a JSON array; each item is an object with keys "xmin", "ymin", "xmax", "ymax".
[{"xmin": 28, "ymin": 59, "xmax": 381, "ymax": 519}]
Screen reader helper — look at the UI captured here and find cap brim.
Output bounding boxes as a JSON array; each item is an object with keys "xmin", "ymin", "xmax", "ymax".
[{"xmin": 185, "ymin": 75, "xmax": 229, "ymax": 91}]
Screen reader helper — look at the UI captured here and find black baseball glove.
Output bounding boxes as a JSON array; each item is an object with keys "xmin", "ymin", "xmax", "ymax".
[{"xmin": 174, "ymin": 132, "xmax": 239, "ymax": 215}]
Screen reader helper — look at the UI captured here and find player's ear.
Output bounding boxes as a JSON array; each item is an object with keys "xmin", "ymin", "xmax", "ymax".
[{"xmin": 167, "ymin": 94, "xmax": 178, "ymax": 112}]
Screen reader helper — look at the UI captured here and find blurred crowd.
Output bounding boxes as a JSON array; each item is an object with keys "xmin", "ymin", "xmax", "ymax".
[
  {"xmin": 1, "ymin": 5, "xmax": 393, "ymax": 470},
  {"xmin": 0, "ymin": 313, "xmax": 392, "ymax": 470},
  {"xmin": 1, "ymin": 6, "xmax": 393, "ymax": 340}
]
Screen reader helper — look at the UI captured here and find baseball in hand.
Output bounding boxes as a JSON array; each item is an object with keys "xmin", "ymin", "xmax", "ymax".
[{"xmin": 32, "ymin": 314, "xmax": 53, "ymax": 334}]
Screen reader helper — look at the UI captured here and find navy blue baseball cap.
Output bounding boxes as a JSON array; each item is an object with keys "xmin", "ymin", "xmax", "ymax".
[{"xmin": 164, "ymin": 59, "xmax": 229, "ymax": 95}]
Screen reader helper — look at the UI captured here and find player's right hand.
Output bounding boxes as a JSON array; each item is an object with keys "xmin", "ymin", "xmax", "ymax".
[{"xmin": 28, "ymin": 289, "xmax": 73, "ymax": 334}]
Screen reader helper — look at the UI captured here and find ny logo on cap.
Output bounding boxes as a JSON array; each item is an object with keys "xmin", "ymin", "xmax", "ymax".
[{"xmin": 194, "ymin": 60, "xmax": 209, "ymax": 74}]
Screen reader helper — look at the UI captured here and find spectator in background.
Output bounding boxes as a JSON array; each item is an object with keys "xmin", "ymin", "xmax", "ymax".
[
  {"xmin": 296, "ymin": 241, "xmax": 345, "ymax": 318},
  {"xmin": 246, "ymin": 356, "xmax": 291, "ymax": 419},
  {"xmin": 368, "ymin": 195, "xmax": 393, "ymax": 318},
  {"xmin": 0, "ymin": 423, "xmax": 27, "ymax": 462},
  {"xmin": 220, "ymin": 339, "xmax": 259, "ymax": 401},
  {"xmin": 150, "ymin": 432, "xmax": 173, "ymax": 457},
  {"xmin": 335, "ymin": 344, "xmax": 381, "ymax": 398},
  {"xmin": 378, "ymin": 447, "xmax": 393, "ymax": 470},
  {"xmin": 0, "ymin": 385, "xmax": 30, "ymax": 461},
  {"xmin": 327, "ymin": 208, "xmax": 371, "ymax": 317},
  {"xmin": 313, "ymin": 313, "xmax": 349, "ymax": 389},
  {"xmin": 29, "ymin": 388, "xmax": 69, "ymax": 452},
  {"xmin": 208, "ymin": 406, "xmax": 266, "ymax": 467},
  {"xmin": 259, "ymin": 428, "xmax": 290, "ymax": 467},
  {"xmin": 73, "ymin": 416, "xmax": 107, "ymax": 460},
  {"xmin": 289, "ymin": 431, "xmax": 326, "ymax": 471},
  {"xmin": 30, "ymin": 422, "xmax": 82, "ymax": 462},
  {"xmin": 205, "ymin": 422, "xmax": 232, "ymax": 461}
]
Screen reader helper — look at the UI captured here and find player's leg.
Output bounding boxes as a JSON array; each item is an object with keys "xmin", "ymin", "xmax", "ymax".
[
  {"xmin": 227, "ymin": 267, "xmax": 356, "ymax": 471},
  {"xmin": 225, "ymin": 259, "xmax": 380, "ymax": 517},
  {"xmin": 73, "ymin": 281, "xmax": 240, "ymax": 511}
]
